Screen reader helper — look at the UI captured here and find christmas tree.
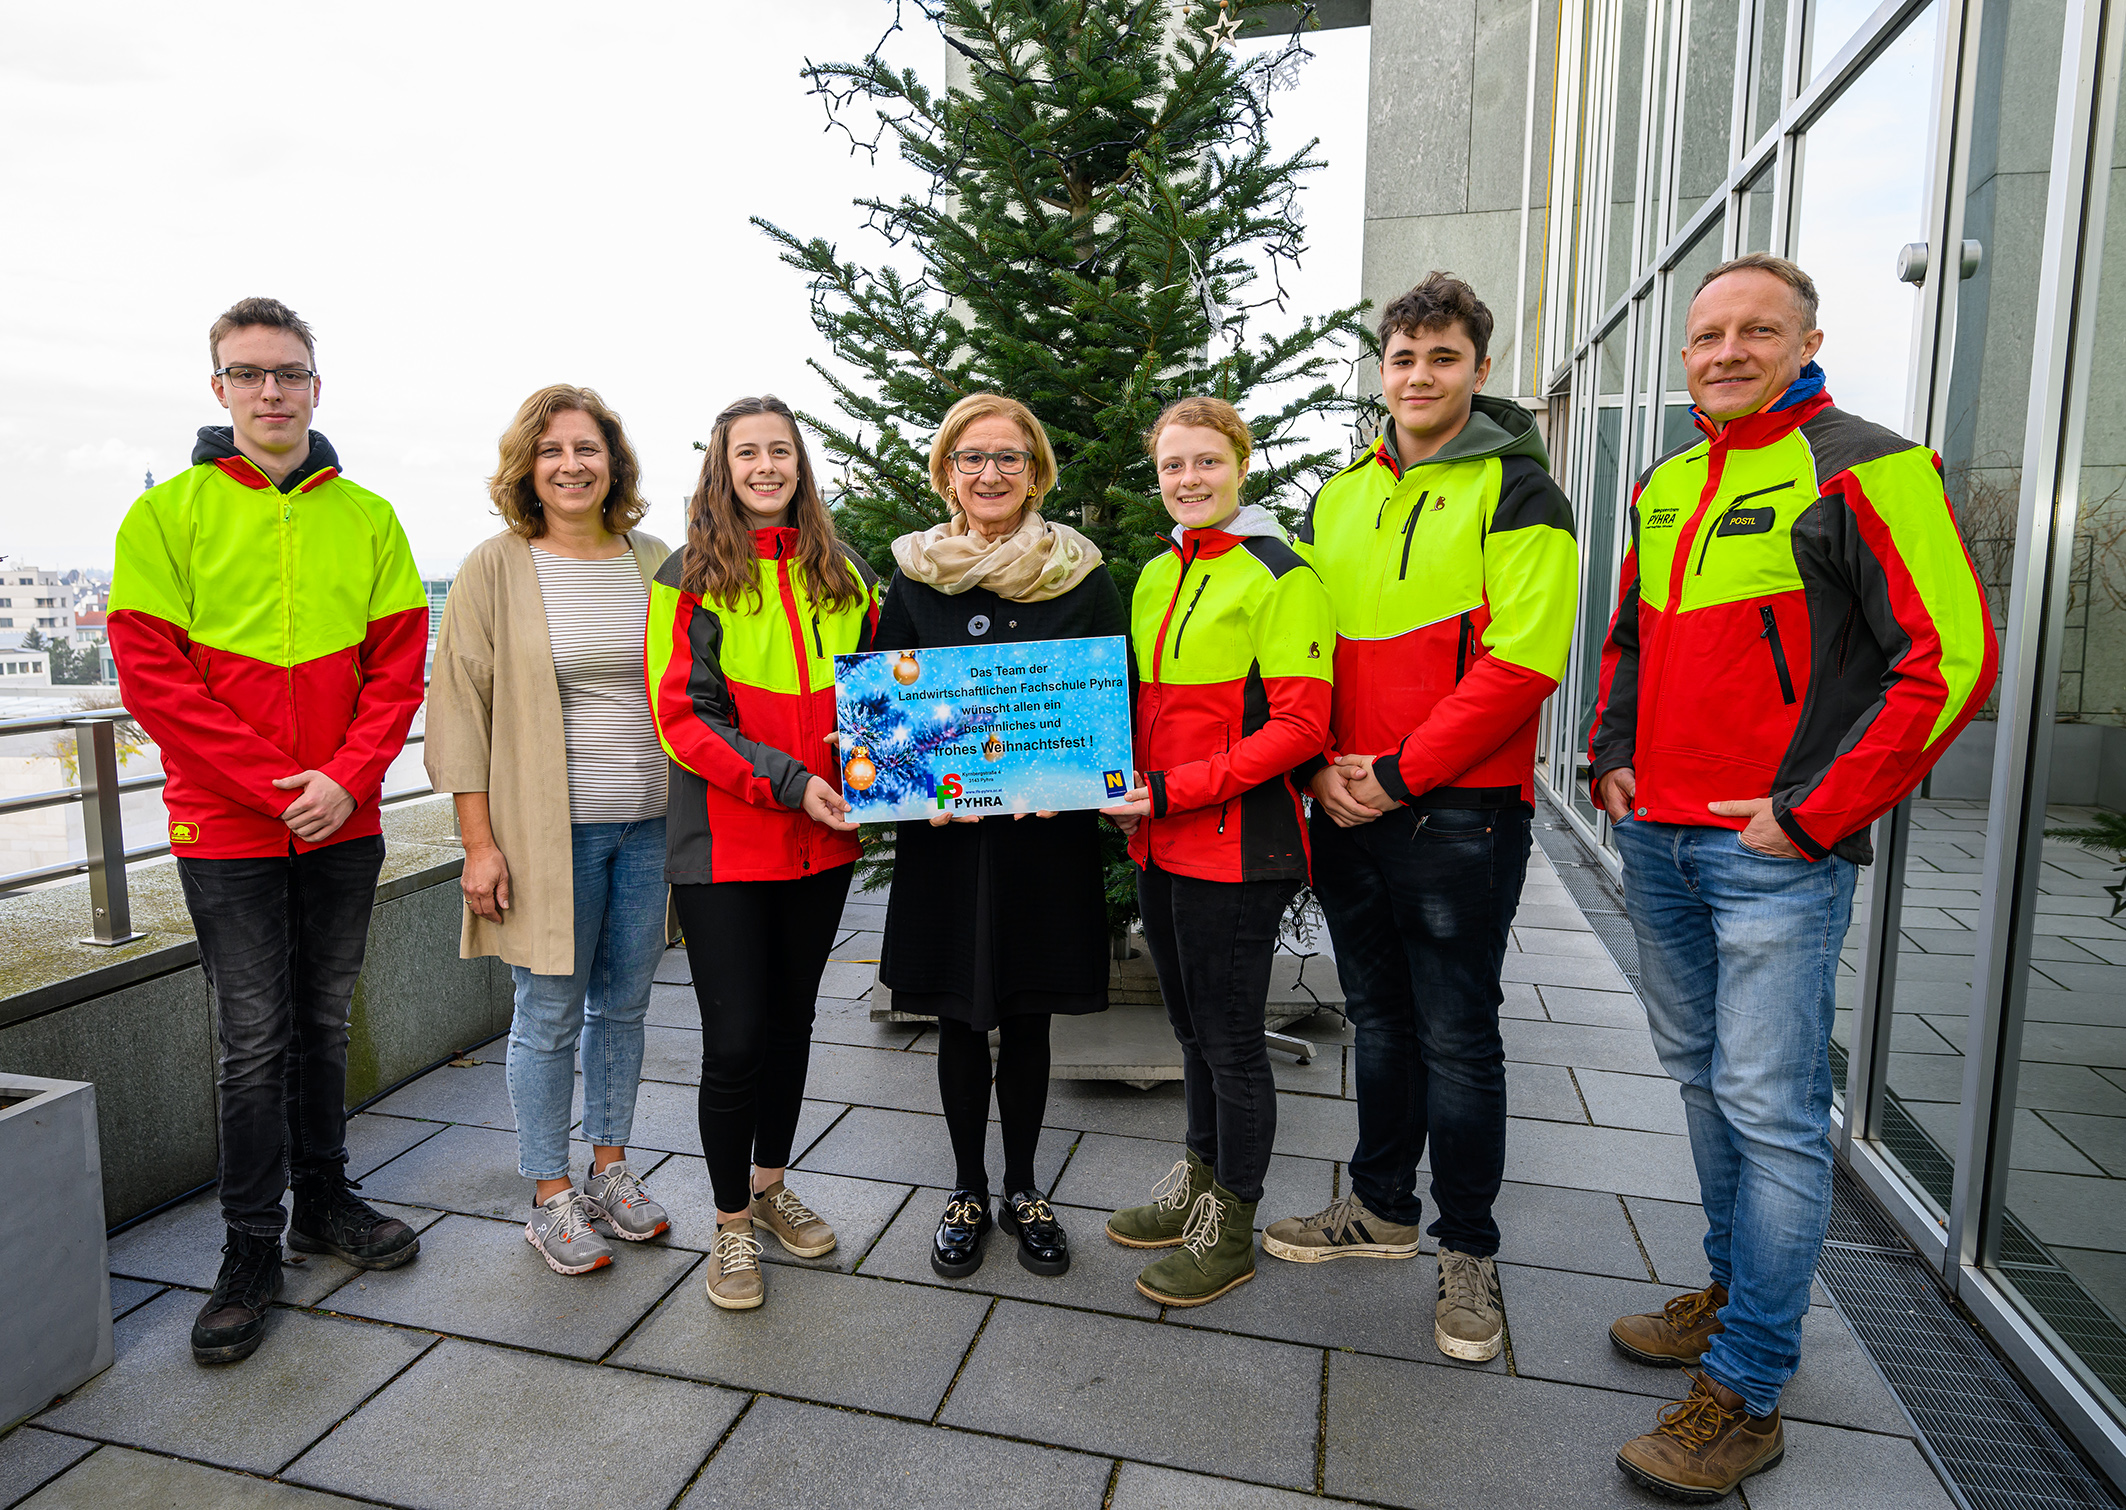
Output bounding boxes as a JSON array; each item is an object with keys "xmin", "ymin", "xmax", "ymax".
[{"xmin": 758, "ymin": 0, "xmax": 1367, "ymax": 926}]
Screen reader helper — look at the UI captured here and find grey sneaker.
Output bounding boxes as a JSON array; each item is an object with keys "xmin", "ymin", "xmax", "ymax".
[
  {"xmin": 1261, "ymin": 1191, "xmax": 1424, "ymax": 1263},
  {"xmin": 526, "ymin": 1187, "xmax": 614, "ymax": 1275},
  {"xmin": 1436, "ymin": 1248, "xmax": 1504, "ymax": 1361},
  {"xmin": 750, "ymin": 1180, "xmax": 836, "ymax": 1258},
  {"xmin": 582, "ymin": 1160, "xmax": 670, "ymax": 1242},
  {"xmin": 706, "ymin": 1223, "xmax": 765, "ymax": 1310}
]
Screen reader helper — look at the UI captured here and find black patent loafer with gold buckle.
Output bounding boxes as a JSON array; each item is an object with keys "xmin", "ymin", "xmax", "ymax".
[
  {"xmin": 931, "ymin": 1189, "xmax": 991, "ymax": 1278},
  {"xmin": 1000, "ymin": 1190, "xmax": 1070, "ymax": 1276}
]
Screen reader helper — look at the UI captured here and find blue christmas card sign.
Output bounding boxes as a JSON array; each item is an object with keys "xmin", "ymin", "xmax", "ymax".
[{"xmin": 834, "ymin": 635, "xmax": 1133, "ymax": 820}]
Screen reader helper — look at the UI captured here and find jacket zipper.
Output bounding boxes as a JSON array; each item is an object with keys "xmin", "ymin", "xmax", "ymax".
[
  {"xmin": 1834, "ymin": 602, "xmax": 1856, "ymax": 675},
  {"xmin": 812, "ymin": 613, "xmax": 824, "ymax": 659},
  {"xmin": 1455, "ymin": 612, "xmax": 1473, "ymax": 681},
  {"xmin": 771, "ymin": 543, "xmax": 816, "ymax": 871},
  {"xmin": 1696, "ymin": 479, "xmax": 1795, "ymax": 574},
  {"xmin": 1144, "ymin": 541, "xmax": 1202, "ymax": 804},
  {"xmin": 1759, "ymin": 605, "xmax": 1797, "ymax": 704},
  {"xmin": 1172, "ymin": 577, "xmax": 1210, "ymax": 658},
  {"xmin": 1398, "ymin": 491, "xmax": 1430, "ymax": 580}
]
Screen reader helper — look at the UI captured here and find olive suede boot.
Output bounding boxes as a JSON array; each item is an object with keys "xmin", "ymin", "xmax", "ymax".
[
  {"xmin": 1134, "ymin": 1183, "xmax": 1256, "ymax": 1307},
  {"xmin": 1106, "ymin": 1149, "xmax": 1212, "ymax": 1249}
]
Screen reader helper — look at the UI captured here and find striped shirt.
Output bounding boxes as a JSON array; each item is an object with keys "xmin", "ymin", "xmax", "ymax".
[{"xmin": 531, "ymin": 545, "xmax": 666, "ymax": 824}]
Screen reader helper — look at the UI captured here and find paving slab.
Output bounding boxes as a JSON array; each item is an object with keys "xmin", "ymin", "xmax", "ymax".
[
  {"xmin": 1169, "ymin": 1247, "xmax": 1505, "ymax": 1370},
  {"xmin": 1500, "ymin": 1119, "xmax": 1701, "ymax": 1203},
  {"xmin": 1621, "ymin": 1196, "xmax": 1831, "ymax": 1305},
  {"xmin": 647, "ymin": 980, "xmax": 698, "ymax": 1026},
  {"xmin": 1744, "ymin": 1422, "xmax": 1957, "ymax": 1508},
  {"xmin": 106, "ymin": 1277, "xmax": 162, "ymax": 1320},
  {"xmin": 1492, "ymin": 1181, "xmax": 1654, "ymax": 1281},
  {"xmin": 0, "ymin": 1428, "xmax": 94, "ymax": 1510},
  {"xmin": 286, "ymin": 1337, "xmax": 740, "ymax": 1510},
  {"xmin": 654, "ymin": 949, "xmax": 692, "ymax": 985},
  {"xmin": 1500, "ymin": 951, "xmax": 1632, "ymax": 992},
  {"xmin": 1500, "ymin": 979, "xmax": 1550, "ymax": 1019},
  {"xmin": 940, "ymin": 1299, "xmax": 1321, "ymax": 1487},
  {"xmin": 818, "ymin": 960, "xmax": 877, "ymax": 1000},
  {"xmin": 353, "ymin": 1122, "xmax": 595, "ymax": 1221},
  {"xmin": 1324, "ymin": 1350, "xmax": 1659, "ymax": 1509},
  {"xmin": 637, "ymin": 1024, "xmax": 704, "ymax": 1086},
  {"xmin": 1577, "ymin": 1068, "xmax": 1690, "ymax": 1135},
  {"xmin": 613, "ymin": 1262, "xmax": 988, "ymax": 1417},
  {"xmin": 343, "ymin": 1111, "xmax": 449, "ymax": 1178},
  {"xmin": 1507, "ymin": 1060, "xmax": 1589, "ymax": 1124},
  {"xmin": 648, "ymin": 1159, "xmax": 913, "ymax": 1270},
  {"xmin": 18, "ymin": 1446, "xmax": 373, "ymax": 1508},
  {"xmin": 681, "ymin": 1395, "xmax": 1111, "ymax": 1509},
  {"xmin": 797, "ymin": 1105, "xmax": 1071, "ymax": 1193},
  {"xmin": 1514, "ymin": 926, "xmax": 1612, "ymax": 956},
  {"xmin": 1270, "ymin": 1043, "xmax": 1346, "ymax": 1096},
  {"xmin": 1109, "ymin": 1462, "xmax": 1374, "ymax": 1509},
  {"xmin": 1538, "ymin": 985, "xmax": 1654, "ymax": 1029},
  {"xmin": 811, "ymin": 996, "xmax": 932, "ymax": 1051},
  {"xmin": 106, "ymin": 1187, "xmax": 445, "ymax": 1307},
  {"xmin": 1044, "ymin": 1078, "xmax": 1192, "ymax": 1139},
  {"xmin": 324, "ymin": 1212, "xmax": 697, "ymax": 1359},
  {"xmin": 1049, "ymin": 1132, "xmax": 1334, "ymax": 1233},
  {"xmin": 830, "ymin": 928, "xmax": 884, "ymax": 962},
  {"xmin": 1267, "ymin": 1089, "xmax": 1359, "ymax": 1161},
  {"xmin": 627, "ymin": 1078, "xmax": 844, "ymax": 1160},
  {"xmin": 36, "ymin": 1290, "xmax": 435, "ymax": 1475},
  {"xmin": 1501, "ymin": 1018, "xmax": 1666, "ymax": 1075},
  {"xmin": 365, "ymin": 1059, "xmax": 534, "ymax": 1130},
  {"xmin": 1497, "ymin": 1264, "xmax": 1910, "ymax": 1434},
  {"xmin": 859, "ymin": 1190, "xmax": 1163, "ymax": 1316},
  {"xmin": 800, "ymin": 1040, "xmax": 943, "ymax": 1113}
]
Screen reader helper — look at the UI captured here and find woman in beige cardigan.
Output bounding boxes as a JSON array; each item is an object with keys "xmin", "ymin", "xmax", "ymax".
[{"xmin": 425, "ymin": 384, "xmax": 674, "ymax": 1278}]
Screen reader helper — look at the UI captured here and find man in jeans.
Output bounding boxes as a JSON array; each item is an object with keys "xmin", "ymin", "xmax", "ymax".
[
  {"xmin": 1590, "ymin": 254, "xmax": 1996, "ymax": 1499},
  {"xmin": 110, "ymin": 297, "xmax": 429, "ymax": 1364},
  {"xmin": 1267, "ymin": 272, "xmax": 1579, "ymax": 1363}
]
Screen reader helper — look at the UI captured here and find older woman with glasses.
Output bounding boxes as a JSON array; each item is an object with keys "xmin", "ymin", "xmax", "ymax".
[{"xmin": 876, "ymin": 392, "xmax": 1124, "ymax": 1281}]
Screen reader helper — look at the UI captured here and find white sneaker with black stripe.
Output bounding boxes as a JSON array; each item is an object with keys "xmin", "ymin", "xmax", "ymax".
[{"xmin": 1261, "ymin": 1191, "xmax": 1424, "ymax": 1262}]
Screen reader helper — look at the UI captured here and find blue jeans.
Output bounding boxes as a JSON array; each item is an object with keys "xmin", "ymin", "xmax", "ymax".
[
  {"xmin": 1613, "ymin": 818, "xmax": 1857, "ymax": 1418},
  {"xmin": 507, "ymin": 818, "xmax": 667, "ymax": 1180},
  {"xmin": 1311, "ymin": 805, "xmax": 1531, "ymax": 1256}
]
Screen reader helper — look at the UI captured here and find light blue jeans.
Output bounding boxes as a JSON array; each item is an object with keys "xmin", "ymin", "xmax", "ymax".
[
  {"xmin": 1613, "ymin": 818, "xmax": 1858, "ymax": 1419},
  {"xmin": 506, "ymin": 818, "xmax": 667, "ymax": 1180}
]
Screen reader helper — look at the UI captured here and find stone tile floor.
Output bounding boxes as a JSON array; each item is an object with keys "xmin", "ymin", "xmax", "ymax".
[{"xmin": 3, "ymin": 844, "xmax": 1960, "ymax": 1508}]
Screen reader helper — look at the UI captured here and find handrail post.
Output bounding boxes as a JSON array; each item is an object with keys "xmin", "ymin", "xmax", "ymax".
[{"xmin": 70, "ymin": 718, "xmax": 144, "ymax": 946}]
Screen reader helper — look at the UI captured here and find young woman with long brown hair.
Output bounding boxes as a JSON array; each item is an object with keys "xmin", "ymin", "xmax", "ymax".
[{"xmin": 646, "ymin": 395, "xmax": 880, "ymax": 1310}]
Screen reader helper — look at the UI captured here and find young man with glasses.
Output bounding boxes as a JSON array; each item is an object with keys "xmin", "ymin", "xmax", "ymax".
[
  {"xmin": 1591, "ymin": 255, "xmax": 1995, "ymax": 1499},
  {"xmin": 1268, "ymin": 273, "xmax": 1579, "ymax": 1364},
  {"xmin": 109, "ymin": 297, "xmax": 429, "ymax": 1364}
]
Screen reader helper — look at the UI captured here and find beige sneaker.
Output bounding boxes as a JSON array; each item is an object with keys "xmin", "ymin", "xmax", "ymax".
[
  {"xmin": 705, "ymin": 1222, "xmax": 765, "ymax": 1311},
  {"xmin": 1261, "ymin": 1192, "xmax": 1423, "ymax": 1263},
  {"xmin": 1435, "ymin": 1248, "xmax": 1504, "ymax": 1361},
  {"xmin": 750, "ymin": 1180, "xmax": 837, "ymax": 1259}
]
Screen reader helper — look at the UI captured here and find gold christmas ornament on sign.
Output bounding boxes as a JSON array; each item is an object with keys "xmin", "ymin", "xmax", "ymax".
[
  {"xmin": 983, "ymin": 733, "xmax": 1005, "ymax": 763},
  {"xmin": 843, "ymin": 747, "xmax": 878, "ymax": 791},
  {"xmin": 892, "ymin": 652, "xmax": 920, "ymax": 685}
]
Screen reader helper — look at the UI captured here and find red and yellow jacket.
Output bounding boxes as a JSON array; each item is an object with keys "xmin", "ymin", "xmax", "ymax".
[
  {"xmin": 649, "ymin": 528, "xmax": 880, "ymax": 883},
  {"xmin": 108, "ymin": 428, "xmax": 427, "ymax": 859},
  {"xmin": 1590, "ymin": 365, "xmax": 1998, "ymax": 861},
  {"xmin": 1129, "ymin": 506, "xmax": 1334, "ymax": 884},
  {"xmin": 1296, "ymin": 396, "xmax": 1579, "ymax": 807}
]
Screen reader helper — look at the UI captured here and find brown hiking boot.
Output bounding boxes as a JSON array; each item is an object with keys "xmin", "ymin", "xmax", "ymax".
[
  {"xmin": 1616, "ymin": 1370, "xmax": 1783, "ymax": 1502},
  {"xmin": 1611, "ymin": 1281, "xmax": 1727, "ymax": 1367}
]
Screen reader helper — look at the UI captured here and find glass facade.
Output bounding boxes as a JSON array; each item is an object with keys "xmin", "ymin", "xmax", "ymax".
[{"xmin": 1513, "ymin": 0, "xmax": 2126, "ymax": 1478}]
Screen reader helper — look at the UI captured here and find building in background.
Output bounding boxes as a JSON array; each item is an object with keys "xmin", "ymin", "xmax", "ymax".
[
  {"xmin": 422, "ymin": 578, "xmax": 452, "ymax": 679},
  {"xmin": 0, "ymin": 649, "xmax": 51, "ymax": 687},
  {"xmin": 0, "ymin": 564, "xmax": 74, "ymax": 639},
  {"xmin": 1312, "ymin": 0, "xmax": 2126, "ymax": 1477}
]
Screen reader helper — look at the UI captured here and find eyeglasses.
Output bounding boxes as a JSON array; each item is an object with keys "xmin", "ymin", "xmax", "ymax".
[
  {"xmin": 948, "ymin": 448, "xmax": 1033, "ymax": 476},
  {"xmin": 214, "ymin": 365, "xmax": 318, "ymax": 390}
]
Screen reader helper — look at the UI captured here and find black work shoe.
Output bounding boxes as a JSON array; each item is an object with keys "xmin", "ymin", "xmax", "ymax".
[
  {"xmin": 931, "ymin": 1189, "xmax": 991, "ymax": 1278},
  {"xmin": 1000, "ymin": 1190, "xmax": 1070, "ymax": 1276},
  {"xmin": 289, "ymin": 1177, "xmax": 420, "ymax": 1270},
  {"xmin": 191, "ymin": 1229, "xmax": 284, "ymax": 1364}
]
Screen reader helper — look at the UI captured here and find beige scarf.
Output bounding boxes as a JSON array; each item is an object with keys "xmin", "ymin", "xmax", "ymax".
[{"xmin": 890, "ymin": 508, "xmax": 1102, "ymax": 603}]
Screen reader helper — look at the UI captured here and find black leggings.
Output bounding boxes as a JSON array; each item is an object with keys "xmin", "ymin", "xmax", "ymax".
[
  {"xmin": 674, "ymin": 864, "xmax": 853, "ymax": 1214},
  {"xmin": 935, "ymin": 1015, "xmax": 1050, "ymax": 1198}
]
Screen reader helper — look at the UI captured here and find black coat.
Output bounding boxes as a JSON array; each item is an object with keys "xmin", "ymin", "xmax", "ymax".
[{"xmin": 874, "ymin": 564, "xmax": 1127, "ymax": 1028}]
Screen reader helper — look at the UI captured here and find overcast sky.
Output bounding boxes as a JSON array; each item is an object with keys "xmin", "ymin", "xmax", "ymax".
[{"xmin": 1, "ymin": 3, "xmax": 1364, "ymax": 578}]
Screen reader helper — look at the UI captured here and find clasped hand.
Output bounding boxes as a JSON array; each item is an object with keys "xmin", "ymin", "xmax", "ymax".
[{"xmin": 1310, "ymin": 755, "xmax": 1400, "ymax": 828}]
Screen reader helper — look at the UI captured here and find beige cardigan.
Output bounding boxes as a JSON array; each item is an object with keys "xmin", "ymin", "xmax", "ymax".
[{"xmin": 424, "ymin": 529, "xmax": 671, "ymax": 975}]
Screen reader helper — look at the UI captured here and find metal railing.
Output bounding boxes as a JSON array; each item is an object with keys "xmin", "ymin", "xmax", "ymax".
[{"xmin": 0, "ymin": 706, "xmax": 432, "ymax": 946}]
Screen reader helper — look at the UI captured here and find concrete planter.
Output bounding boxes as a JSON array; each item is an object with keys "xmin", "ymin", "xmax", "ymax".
[{"xmin": 0, "ymin": 1074, "xmax": 113, "ymax": 1429}]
